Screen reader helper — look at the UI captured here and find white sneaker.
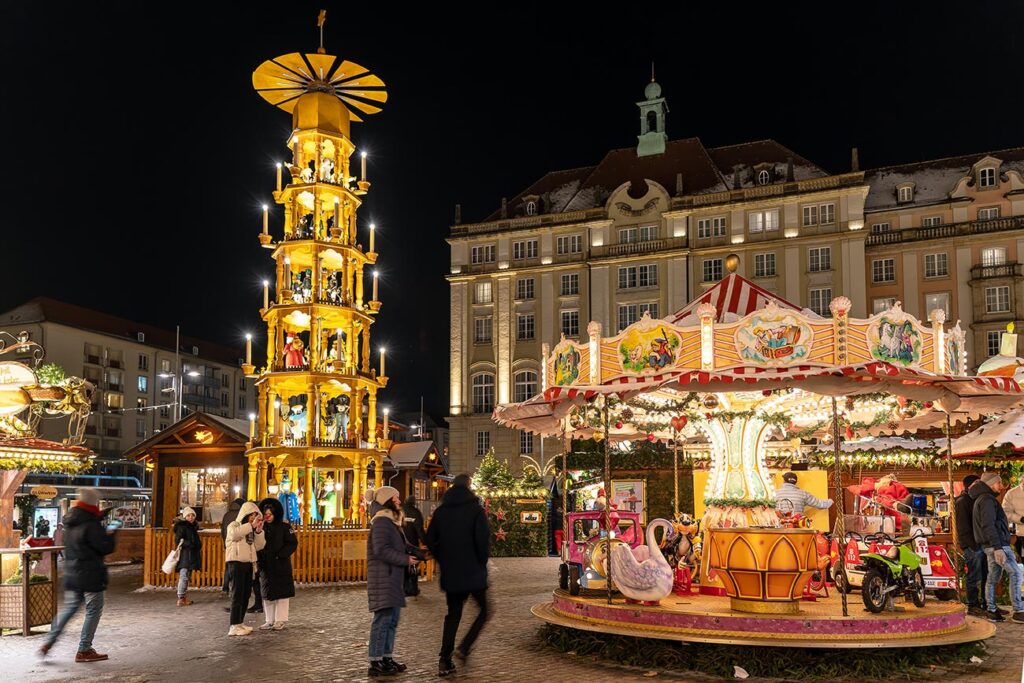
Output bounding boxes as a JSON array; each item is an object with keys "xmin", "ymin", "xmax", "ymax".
[
  {"xmin": 272, "ymin": 621, "xmax": 286, "ymax": 630},
  {"xmin": 237, "ymin": 624, "xmax": 253, "ymax": 634},
  {"xmin": 228, "ymin": 625, "xmax": 243, "ymax": 636},
  {"xmin": 259, "ymin": 622, "xmax": 275, "ymax": 630}
]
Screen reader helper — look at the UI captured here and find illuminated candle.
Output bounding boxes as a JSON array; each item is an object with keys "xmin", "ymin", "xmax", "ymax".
[
  {"xmin": 360, "ymin": 151, "xmax": 367, "ymax": 181},
  {"xmin": 263, "ymin": 280, "xmax": 269, "ymax": 309},
  {"xmin": 383, "ymin": 408, "xmax": 390, "ymax": 439},
  {"xmin": 369, "ymin": 223, "xmax": 375, "ymax": 252},
  {"xmin": 273, "ymin": 399, "xmax": 281, "ymax": 434},
  {"xmin": 245, "ymin": 333, "xmax": 252, "ymax": 365},
  {"xmin": 262, "ymin": 205, "xmax": 269, "ymax": 234},
  {"xmin": 372, "ymin": 270, "xmax": 379, "ymax": 301},
  {"xmin": 248, "ymin": 413, "xmax": 256, "ymax": 440},
  {"xmin": 379, "ymin": 347, "xmax": 386, "ymax": 377},
  {"xmin": 275, "ymin": 163, "xmax": 282, "ymax": 192}
]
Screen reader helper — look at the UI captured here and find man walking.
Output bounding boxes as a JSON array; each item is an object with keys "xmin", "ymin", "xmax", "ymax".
[
  {"xmin": 971, "ymin": 472, "xmax": 1024, "ymax": 622},
  {"xmin": 38, "ymin": 488, "xmax": 117, "ymax": 662},
  {"xmin": 954, "ymin": 475, "xmax": 989, "ymax": 616},
  {"xmin": 425, "ymin": 474, "xmax": 491, "ymax": 677}
]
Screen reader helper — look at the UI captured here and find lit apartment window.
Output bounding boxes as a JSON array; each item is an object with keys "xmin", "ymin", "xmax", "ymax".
[
  {"xmin": 137, "ymin": 376, "xmax": 148, "ymax": 393},
  {"xmin": 515, "ymin": 278, "xmax": 535, "ymax": 300},
  {"xmin": 979, "ymin": 207, "xmax": 1001, "ymax": 221},
  {"xmin": 988, "ymin": 331, "xmax": 1002, "ymax": 358},
  {"xmin": 808, "ymin": 247, "xmax": 832, "ymax": 272},
  {"xmin": 921, "ymin": 216, "xmax": 943, "ymax": 227},
  {"xmin": 556, "ymin": 234, "xmax": 582, "ymax": 255},
  {"xmin": 471, "ymin": 245, "xmax": 496, "ymax": 264},
  {"xmin": 873, "ymin": 298, "xmax": 896, "ymax": 314},
  {"xmin": 748, "ymin": 209, "xmax": 779, "ymax": 233},
  {"xmin": 618, "ymin": 303, "xmax": 659, "ymax": 331},
  {"xmin": 473, "ymin": 317, "xmax": 492, "ymax": 344},
  {"xmin": 137, "ymin": 397, "xmax": 147, "ymax": 409},
  {"xmin": 471, "ymin": 374, "xmax": 495, "ymax": 413},
  {"xmin": 802, "ymin": 203, "xmax": 833, "ymax": 226},
  {"xmin": 475, "ymin": 431, "xmax": 491, "ymax": 456},
  {"xmin": 512, "ymin": 239, "xmax": 538, "ymax": 260},
  {"xmin": 702, "ymin": 259, "xmax": 723, "ymax": 282},
  {"xmin": 897, "ymin": 186, "xmax": 913, "ymax": 203},
  {"xmin": 560, "ymin": 273, "xmax": 579, "ymax": 296},
  {"xmin": 870, "ymin": 223, "xmax": 891, "ymax": 234},
  {"xmin": 697, "ymin": 217, "xmax": 727, "ymax": 238},
  {"xmin": 514, "ymin": 371, "xmax": 538, "ymax": 403},
  {"xmin": 986, "ymin": 286, "xmax": 1010, "ymax": 313},
  {"xmin": 925, "ymin": 292, "xmax": 951, "ymax": 318},
  {"xmin": 474, "ymin": 281, "xmax": 492, "ymax": 304},
  {"xmin": 519, "ymin": 431, "xmax": 534, "ymax": 454},
  {"xmin": 982, "ymin": 247, "xmax": 1007, "ymax": 266},
  {"xmin": 757, "ymin": 169, "xmax": 771, "ymax": 185},
  {"xmin": 561, "ymin": 310, "xmax": 580, "ymax": 337},
  {"xmin": 809, "ymin": 288, "xmax": 832, "ymax": 317},
  {"xmin": 754, "ymin": 253, "xmax": 776, "ymax": 278},
  {"xmin": 924, "ymin": 253, "xmax": 948, "ymax": 278},
  {"xmin": 516, "ymin": 314, "xmax": 535, "ymax": 341},
  {"xmin": 160, "ymin": 359, "xmax": 171, "ymax": 373},
  {"xmin": 138, "ymin": 354, "xmax": 149, "ymax": 370},
  {"xmin": 106, "ymin": 393, "xmax": 124, "ymax": 410},
  {"xmin": 979, "ymin": 167, "xmax": 996, "ymax": 188},
  {"xmin": 872, "ymin": 258, "xmax": 895, "ymax": 283},
  {"xmin": 618, "ymin": 265, "xmax": 658, "ymax": 289},
  {"xmin": 525, "ymin": 201, "xmax": 537, "ymax": 216}
]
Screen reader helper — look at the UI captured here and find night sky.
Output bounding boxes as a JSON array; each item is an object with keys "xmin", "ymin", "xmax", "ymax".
[{"xmin": 1, "ymin": 3, "xmax": 1021, "ymax": 418}]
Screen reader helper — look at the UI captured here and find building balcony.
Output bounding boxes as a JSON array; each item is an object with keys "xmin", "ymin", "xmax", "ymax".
[
  {"xmin": 970, "ymin": 262, "xmax": 1023, "ymax": 281},
  {"xmin": 866, "ymin": 216, "xmax": 1024, "ymax": 247},
  {"xmin": 590, "ymin": 236, "xmax": 687, "ymax": 259}
]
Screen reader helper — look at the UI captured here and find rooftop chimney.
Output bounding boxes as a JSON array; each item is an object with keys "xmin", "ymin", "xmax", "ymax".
[
  {"xmin": 851, "ymin": 147, "xmax": 860, "ymax": 172},
  {"xmin": 675, "ymin": 172, "xmax": 684, "ymax": 195},
  {"xmin": 732, "ymin": 167, "xmax": 742, "ymax": 190},
  {"xmin": 454, "ymin": 204, "xmax": 462, "ymax": 225},
  {"xmin": 500, "ymin": 197, "xmax": 507, "ymax": 219}
]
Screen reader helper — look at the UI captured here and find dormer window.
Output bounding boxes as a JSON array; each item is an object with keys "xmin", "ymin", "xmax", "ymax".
[
  {"xmin": 897, "ymin": 185, "xmax": 914, "ymax": 203},
  {"xmin": 525, "ymin": 201, "xmax": 536, "ymax": 216},
  {"xmin": 757, "ymin": 170, "xmax": 771, "ymax": 185},
  {"xmin": 979, "ymin": 167, "xmax": 996, "ymax": 189}
]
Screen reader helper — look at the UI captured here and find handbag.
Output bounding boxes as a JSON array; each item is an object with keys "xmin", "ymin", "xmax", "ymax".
[
  {"xmin": 161, "ymin": 540, "xmax": 183, "ymax": 575},
  {"xmin": 403, "ymin": 565, "xmax": 420, "ymax": 596}
]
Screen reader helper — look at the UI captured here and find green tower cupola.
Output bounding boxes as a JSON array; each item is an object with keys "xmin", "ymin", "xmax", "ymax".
[{"xmin": 636, "ymin": 71, "xmax": 668, "ymax": 157}]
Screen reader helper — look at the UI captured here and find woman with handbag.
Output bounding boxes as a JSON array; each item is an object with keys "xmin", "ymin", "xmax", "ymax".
[
  {"xmin": 367, "ymin": 486, "xmax": 419, "ymax": 677},
  {"xmin": 173, "ymin": 507, "xmax": 202, "ymax": 606},
  {"xmin": 257, "ymin": 498, "xmax": 298, "ymax": 630}
]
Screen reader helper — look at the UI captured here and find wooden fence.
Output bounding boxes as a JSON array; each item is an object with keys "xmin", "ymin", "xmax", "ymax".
[{"xmin": 143, "ymin": 527, "xmax": 433, "ymax": 588}]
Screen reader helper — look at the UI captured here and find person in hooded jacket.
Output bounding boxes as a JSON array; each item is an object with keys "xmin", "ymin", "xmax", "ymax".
[
  {"xmin": 425, "ymin": 474, "xmax": 491, "ymax": 677},
  {"xmin": 38, "ymin": 488, "xmax": 116, "ymax": 663},
  {"xmin": 220, "ymin": 497, "xmax": 244, "ymax": 594},
  {"xmin": 367, "ymin": 485, "xmax": 419, "ymax": 677},
  {"xmin": 257, "ymin": 497, "xmax": 298, "ymax": 630},
  {"xmin": 401, "ymin": 495, "xmax": 427, "ymax": 549},
  {"xmin": 224, "ymin": 500, "xmax": 266, "ymax": 636},
  {"xmin": 971, "ymin": 472, "xmax": 1024, "ymax": 622},
  {"xmin": 173, "ymin": 506, "xmax": 202, "ymax": 606}
]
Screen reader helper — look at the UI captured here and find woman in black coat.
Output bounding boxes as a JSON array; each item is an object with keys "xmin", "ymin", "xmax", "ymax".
[
  {"xmin": 173, "ymin": 507, "xmax": 202, "ymax": 606},
  {"xmin": 257, "ymin": 497, "xmax": 298, "ymax": 630},
  {"xmin": 366, "ymin": 486, "xmax": 418, "ymax": 677}
]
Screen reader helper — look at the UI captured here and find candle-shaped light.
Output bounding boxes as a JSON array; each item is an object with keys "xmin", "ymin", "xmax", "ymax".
[
  {"xmin": 273, "ymin": 399, "xmax": 281, "ymax": 435},
  {"xmin": 383, "ymin": 408, "xmax": 390, "ymax": 440},
  {"xmin": 360, "ymin": 151, "xmax": 367, "ymax": 181},
  {"xmin": 245, "ymin": 333, "xmax": 252, "ymax": 365},
  {"xmin": 275, "ymin": 162, "xmax": 282, "ymax": 192},
  {"xmin": 372, "ymin": 270, "xmax": 379, "ymax": 301},
  {"xmin": 262, "ymin": 279, "xmax": 269, "ymax": 309},
  {"xmin": 283, "ymin": 256, "xmax": 291, "ymax": 286},
  {"xmin": 262, "ymin": 204, "xmax": 269, "ymax": 235},
  {"xmin": 248, "ymin": 412, "xmax": 256, "ymax": 440},
  {"xmin": 379, "ymin": 346, "xmax": 386, "ymax": 377},
  {"xmin": 369, "ymin": 222, "xmax": 376, "ymax": 253}
]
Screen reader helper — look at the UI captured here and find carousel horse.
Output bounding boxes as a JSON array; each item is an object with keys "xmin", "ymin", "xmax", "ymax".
[{"xmin": 609, "ymin": 518, "xmax": 675, "ymax": 605}]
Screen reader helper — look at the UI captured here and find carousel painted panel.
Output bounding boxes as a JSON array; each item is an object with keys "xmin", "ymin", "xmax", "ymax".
[
  {"xmin": 675, "ymin": 328, "xmax": 703, "ymax": 370},
  {"xmin": 844, "ymin": 319, "xmax": 873, "ymax": 364},
  {"xmin": 600, "ymin": 316, "xmax": 686, "ymax": 381},
  {"xmin": 864, "ymin": 307, "xmax": 931, "ymax": 370},
  {"xmin": 945, "ymin": 326, "xmax": 967, "ymax": 375},
  {"xmin": 717, "ymin": 308, "xmax": 822, "ymax": 368},
  {"xmin": 712, "ymin": 321, "xmax": 743, "ymax": 369},
  {"xmin": 805, "ymin": 322, "xmax": 836, "ymax": 365},
  {"xmin": 547, "ymin": 340, "xmax": 589, "ymax": 388}
]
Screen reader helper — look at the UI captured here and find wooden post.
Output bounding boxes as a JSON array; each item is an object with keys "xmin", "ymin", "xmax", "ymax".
[
  {"xmin": 0, "ymin": 470, "xmax": 29, "ymax": 549},
  {"xmin": 304, "ymin": 456, "xmax": 315, "ymax": 526},
  {"xmin": 945, "ymin": 412, "xmax": 962, "ymax": 601},
  {"xmin": 603, "ymin": 402, "xmax": 612, "ymax": 605},
  {"xmin": 831, "ymin": 397, "xmax": 848, "ymax": 618},
  {"xmin": 144, "ymin": 526, "xmax": 153, "ymax": 587},
  {"xmin": 21, "ymin": 550, "xmax": 30, "ymax": 635},
  {"xmin": 374, "ymin": 454, "xmax": 384, "ymax": 488}
]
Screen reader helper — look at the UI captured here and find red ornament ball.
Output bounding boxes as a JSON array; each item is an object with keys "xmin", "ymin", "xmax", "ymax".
[
  {"xmin": 762, "ymin": 389, "xmax": 772, "ymax": 397},
  {"xmin": 647, "ymin": 433, "xmax": 656, "ymax": 442},
  {"xmin": 615, "ymin": 421, "xmax": 623, "ymax": 429}
]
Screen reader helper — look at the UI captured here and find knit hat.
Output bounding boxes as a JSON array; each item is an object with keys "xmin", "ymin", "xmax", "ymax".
[
  {"xmin": 980, "ymin": 472, "xmax": 1002, "ymax": 488},
  {"xmin": 962, "ymin": 474, "xmax": 980, "ymax": 488},
  {"xmin": 374, "ymin": 486, "xmax": 400, "ymax": 505},
  {"xmin": 181, "ymin": 507, "xmax": 197, "ymax": 519},
  {"xmin": 75, "ymin": 487, "xmax": 100, "ymax": 509}
]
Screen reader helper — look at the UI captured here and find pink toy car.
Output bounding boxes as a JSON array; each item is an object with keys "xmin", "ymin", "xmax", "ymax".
[{"xmin": 558, "ymin": 510, "xmax": 643, "ymax": 595}]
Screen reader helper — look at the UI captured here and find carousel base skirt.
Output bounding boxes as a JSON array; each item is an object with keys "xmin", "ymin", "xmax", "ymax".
[{"xmin": 534, "ymin": 590, "xmax": 995, "ymax": 649}]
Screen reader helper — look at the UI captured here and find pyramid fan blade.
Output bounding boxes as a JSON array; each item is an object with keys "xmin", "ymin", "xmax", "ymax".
[
  {"xmin": 336, "ymin": 73, "xmax": 385, "ymax": 89},
  {"xmin": 339, "ymin": 95, "xmax": 383, "ymax": 116},
  {"xmin": 329, "ymin": 60, "xmax": 369, "ymax": 84},
  {"xmin": 339, "ymin": 87, "xmax": 387, "ymax": 104},
  {"xmin": 272, "ymin": 52, "xmax": 315, "ymax": 81},
  {"xmin": 304, "ymin": 53, "xmax": 337, "ymax": 82}
]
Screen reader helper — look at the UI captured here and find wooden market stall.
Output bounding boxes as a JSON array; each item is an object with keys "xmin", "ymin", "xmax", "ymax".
[{"xmin": 385, "ymin": 441, "xmax": 447, "ymax": 514}]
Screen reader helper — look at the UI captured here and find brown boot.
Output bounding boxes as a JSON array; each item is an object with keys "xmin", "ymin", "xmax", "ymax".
[
  {"xmin": 75, "ymin": 648, "xmax": 109, "ymax": 663},
  {"xmin": 177, "ymin": 596, "xmax": 193, "ymax": 606}
]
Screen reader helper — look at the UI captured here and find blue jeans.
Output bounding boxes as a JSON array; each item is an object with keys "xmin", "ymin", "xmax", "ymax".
[
  {"xmin": 44, "ymin": 590, "xmax": 104, "ymax": 652},
  {"xmin": 368, "ymin": 607, "xmax": 401, "ymax": 661},
  {"xmin": 963, "ymin": 547, "xmax": 988, "ymax": 608},
  {"xmin": 177, "ymin": 568, "xmax": 191, "ymax": 598},
  {"xmin": 985, "ymin": 545, "xmax": 1024, "ymax": 613}
]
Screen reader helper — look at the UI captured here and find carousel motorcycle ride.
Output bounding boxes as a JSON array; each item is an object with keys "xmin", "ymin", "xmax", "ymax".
[{"xmin": 855, "ymin": 532, "xmax": 927, "ymax": 613}]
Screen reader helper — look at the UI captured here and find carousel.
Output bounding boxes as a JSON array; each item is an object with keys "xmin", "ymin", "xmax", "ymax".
[{"xmin": 496, "ymin": 274, "xmax": 1021, "ymax": 648}]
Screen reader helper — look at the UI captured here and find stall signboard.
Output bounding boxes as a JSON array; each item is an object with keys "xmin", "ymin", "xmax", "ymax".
[{"xmin": 30, "ymin": 485, "xmax": 57, "ymax": 501}]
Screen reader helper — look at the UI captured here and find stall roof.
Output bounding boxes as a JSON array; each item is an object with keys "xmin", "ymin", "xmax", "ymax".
[
  {"xmin": 125, "ymin": 412, "xmax": 249, "ymax": 462},
  {"xmin": 951, "ymin": 410, "xmax": 1024, "ymax": 457},
  {"xmin": 387, "ymin": 441, "xmax": 444, "ymax": 470}
]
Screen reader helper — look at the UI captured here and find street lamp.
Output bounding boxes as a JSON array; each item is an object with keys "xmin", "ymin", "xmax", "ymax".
[{"xmin": 159, "ymin": 369, "xmax": 201, "ymax": 422}]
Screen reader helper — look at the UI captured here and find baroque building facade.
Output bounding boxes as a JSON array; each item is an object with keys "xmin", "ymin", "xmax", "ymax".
[{"xmin": 446, "ymin": 79, "xmax": 1024, "ymax": 476}]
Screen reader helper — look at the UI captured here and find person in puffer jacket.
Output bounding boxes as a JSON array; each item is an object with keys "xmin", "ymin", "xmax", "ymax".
[
  {"xmin": 224, "ymin": 501, "xmax": 266, "ymax": 636},
  {"xmin": 971, "ymin": 472, "xmax": 1024, "ymax": 622}
]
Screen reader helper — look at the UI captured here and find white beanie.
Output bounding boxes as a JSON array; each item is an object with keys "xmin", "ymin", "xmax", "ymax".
[
  {"xmin": 374, "ymin": 486, "xmax": 400, "ymax": 505},
  {"xmin": 980, "ymin": 472, "xmax": 1002, "ymax": 488},
  {"xmin": 181, "ymin": 507, "xmax": 197, "ymax": 519},
  {"xmin": 75, "ymin": 487, "xmax": 100, "ymax": 508}
]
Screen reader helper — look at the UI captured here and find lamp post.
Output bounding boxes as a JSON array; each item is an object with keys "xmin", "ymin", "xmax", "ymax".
[{"xmin": 159, "ymin": 368, "xmax": 201, "ymax": 422}]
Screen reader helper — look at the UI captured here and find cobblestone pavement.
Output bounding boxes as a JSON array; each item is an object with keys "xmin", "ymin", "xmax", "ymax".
[{"xmin": 0, "ymin": 558, "xmax": 1021, "ymax": 682}]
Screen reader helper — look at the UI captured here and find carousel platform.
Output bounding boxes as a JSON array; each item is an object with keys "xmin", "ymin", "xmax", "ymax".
[{"xmin": 533, "ymin": 590, "xmax": 995, "ymax": 649}]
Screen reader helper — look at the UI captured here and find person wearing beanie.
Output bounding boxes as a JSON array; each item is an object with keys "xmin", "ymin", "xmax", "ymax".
[
  {"xmin": 970, "ymin": 472, "xmax": 1024, "ymax": 622},
  {"xmin": 38, "ymin": 487, "xmax": 116, "ymax": 663},
  {"xmin": 956, "ymin": 475, "xmax": 988, "ymax": 615},
  {"xmin": 224, "ymin": 501, "xmax": 266, "ymax": 636},
  {"xmin": 173, "ymin": 507, "xmax": 202, "ymax": 606},
  {"xmin": 426, "ymin": 474, "xmax": 491, "ymax": 677},
  {"xmin": 366, "ymin": 485, "xmax": 417, "ymax": 676}
]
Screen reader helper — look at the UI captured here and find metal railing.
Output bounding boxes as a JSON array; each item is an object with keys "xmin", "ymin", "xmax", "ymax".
[
  {"xmin": 866, "ymin": 216, "xmax": 1024, "ymax": 246},
  {"xmin": 970, "ymin": 262, "xmax": 1023, "ymax": 280},
  {"xmin": 590, "ymin": 236, "xmax": 687, "ymax": 258}
]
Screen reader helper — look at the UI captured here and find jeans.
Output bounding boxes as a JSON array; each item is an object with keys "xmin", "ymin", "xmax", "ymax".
[
  {"xmin": 228, "ymin": 561, "xmax": 253, "ymax": 625},
  {"xmin": 985, "ymin": 545, "xmax": 1024, "ymax": 613},
  {"xmin": 264, "ymin": 598, "xmax": 289, "ymax": 624},
  {"xmin": 177, "ymin": 568, "xmax": 191, "ymax": 598},
  {"xmin": 44, "ymin": 590, "xmax": 104, "ymax": 653},
  {"xmin": 440, "ymin": 589, "xmax": 490, "ymax": 659},
  {"xmin": 368, "ymin": 607, "xmax": 401, "ymax": 661},
  {"xmin": 963, "ymin": 547, "xmax": 988, "ymax": 608}
]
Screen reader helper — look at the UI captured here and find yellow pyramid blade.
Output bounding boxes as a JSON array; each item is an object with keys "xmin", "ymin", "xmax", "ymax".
[
  {"xmin": 334, "ymin": 72, "xmax": 385, "ymax": 89},
  {"xmin": 304, "ymin": 53, "xmax": 337, "ymax": 81},
  {"xmin": 271, "ymin": 52, "xmax": 315, "ymax": 81},
  {"xmin": 339, "ymin": 95, "xmax": 383, "ymax": 115},
  {"xmin": 329, "ymin": 60, "xmax": 369, "ymax": 83}
]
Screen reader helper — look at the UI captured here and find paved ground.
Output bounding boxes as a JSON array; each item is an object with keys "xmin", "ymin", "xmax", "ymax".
[{"xmin": 0, "ymin": 557, "xmax": 1020, "ymax": 682}]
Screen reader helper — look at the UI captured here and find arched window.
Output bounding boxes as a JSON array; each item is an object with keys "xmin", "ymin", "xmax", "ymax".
[
  {"xmin": 757, "ymin": 169, "xmax": 771, "ymax": 185},
  {"xmin": 513, "ymin": 370, "xmax": 538, "ymax": 403},
  {"xmin": 471, "ymin": 373, "xmax": 495, "ymax": 413},
  {"xmin": 525, "ymin": 201, "xmax": 536, "ymax": 216},
  {"xmin": 646, "ymin": 110, "xmax": 658, "ymax": 133}
]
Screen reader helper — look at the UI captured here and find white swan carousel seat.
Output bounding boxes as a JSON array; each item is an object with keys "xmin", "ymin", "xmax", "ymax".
[{"xmin": 609, "ymin": 518, "xmax": 675, "ymax": 605}]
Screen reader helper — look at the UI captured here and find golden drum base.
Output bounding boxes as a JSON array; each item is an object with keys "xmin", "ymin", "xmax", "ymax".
[{"xmin": 730, "ymin": 597, "xmax": 798, "ymax": 614}]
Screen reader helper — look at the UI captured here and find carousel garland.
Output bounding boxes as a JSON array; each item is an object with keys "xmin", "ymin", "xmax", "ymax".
[
  {"xmin": 0, "ymin": 456, "xmax": 90, "ymax": 475},
  {"xmin": 703, "ymin": 497, "xmax": 774, "ymax": 509}
]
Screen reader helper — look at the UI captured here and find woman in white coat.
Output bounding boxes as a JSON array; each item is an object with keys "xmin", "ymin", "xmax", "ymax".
[{"xmin": 224, "ymin": 501, "xmax": 265, "ymax": 636}]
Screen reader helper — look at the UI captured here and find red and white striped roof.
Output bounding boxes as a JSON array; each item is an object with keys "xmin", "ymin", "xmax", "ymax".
[{"xmin": 669, "ymin": 273, "xmax": 803, "ymax": 324}]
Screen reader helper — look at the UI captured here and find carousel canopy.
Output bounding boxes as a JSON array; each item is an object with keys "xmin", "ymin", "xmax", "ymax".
[{"xmin": 669, "ymin": 273, "xmax": 805, "ymax": 325}]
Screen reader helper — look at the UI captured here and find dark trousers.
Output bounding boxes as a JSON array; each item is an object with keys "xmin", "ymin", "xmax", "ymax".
[
  {"xmin": 223, "ymin": 565, "xmax": 262, "ymax": 608},
  {"xmin": 228, "ymin": 561, "xmax": 253, "ymax": 625},
  {"xmin": 964, "ymin": 547, "xmax": 988, "ymax": 608},
  {"xmin": 440, "ymin": 589, "xmax": 489, "ymax": 659}
]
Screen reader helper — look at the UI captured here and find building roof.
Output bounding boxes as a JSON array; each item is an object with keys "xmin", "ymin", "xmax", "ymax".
[
  {"xmin": 0, "ymin": 297, "xmax": 244, "ymax": 367},
  {"xmin": 386, "ymin": 440, "xmax": 442, "ymax": 470},
  {"xmin": 480, "ymin": 138, "xmax": 829, "ymax": 222},
  {"xmin": 669, "ymin": 273, "xmax": 805, "ymax": 324},
  {"xmin": 125, "ymin": 411, "xmax": 249, "ymax": 461},
  {"xmin": 864, "ymin": 146, "xmax": 1024, "ymax": 212}
]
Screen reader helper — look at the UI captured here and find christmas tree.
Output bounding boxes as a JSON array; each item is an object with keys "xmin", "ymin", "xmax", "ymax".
[{"xmin": 473, "ymin": 449, "xmax": 516, "ymax": 491}]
